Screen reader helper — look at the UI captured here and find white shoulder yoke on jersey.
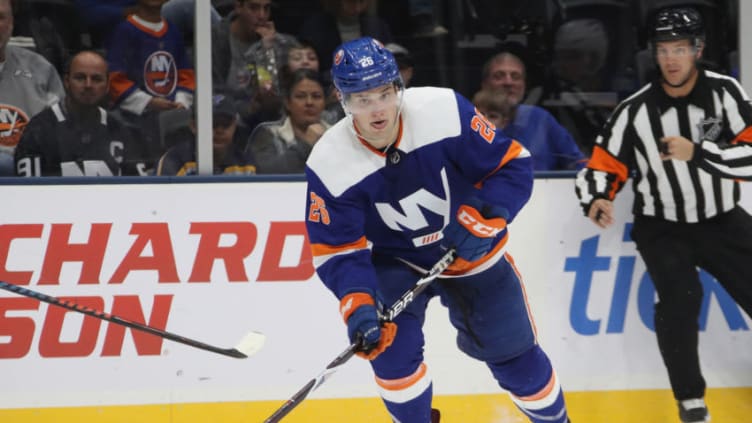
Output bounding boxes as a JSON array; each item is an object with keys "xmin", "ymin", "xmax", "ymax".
[{"xmin": 307, "ymin": 87, "xmax": 462, "ymax": 197}]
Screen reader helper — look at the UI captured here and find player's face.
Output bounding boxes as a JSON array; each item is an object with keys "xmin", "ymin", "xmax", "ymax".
[
  {"xmin": 65, "ymin": 53, "xmax": 109, "ymax": 107},
  {"xmin": 287, "ymin": 48, "xmax": 319, "ymax": 73},
  {"xmin": 285, "ymin": 78, "xmax": 325, "ymax": 127},
  {"xmin": 484, "ymin": 56, "xmax": 525, "ymax": 105},
  {"xmin": 656, "ymin": 39, "xmax": 700, "ymax": 89},
  {"xmin": 236, "ymin": 0, "xmax": 272, "ymax": 29},
  {"xmin": 346, "ymin": 84, "xmax": 401, "ymax": 147},
  {"xmin": 0, "ymin": 0, "xmax": 13, "ymax": 55}
]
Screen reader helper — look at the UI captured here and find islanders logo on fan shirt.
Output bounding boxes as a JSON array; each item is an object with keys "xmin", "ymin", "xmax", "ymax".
[
  {"xmin": 0, "ymin": 104, "xmax": 30, "ymax": 150},
  {"xmin": 143, "ymin": 51, "xmax": 178, "ymax": 97}
]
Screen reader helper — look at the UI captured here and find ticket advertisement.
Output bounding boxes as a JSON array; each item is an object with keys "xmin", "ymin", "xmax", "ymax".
[{"xmin": 0, "ymin": 179, "xmax": 750, "ymax": 411}]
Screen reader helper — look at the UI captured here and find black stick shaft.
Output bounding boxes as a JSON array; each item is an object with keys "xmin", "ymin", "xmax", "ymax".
[
  {"xmin": 263, "ymin": 249, "xmax": 456, "ymax": 422},
  {"xmin": 0, "ymin": 281, "xmax": 247, "ymax": 358}
]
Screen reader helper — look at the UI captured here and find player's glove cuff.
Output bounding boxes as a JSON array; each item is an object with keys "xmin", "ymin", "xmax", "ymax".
[{"xmin": 339, "ymin": 291, "xmax": 376, "ymax": 323}]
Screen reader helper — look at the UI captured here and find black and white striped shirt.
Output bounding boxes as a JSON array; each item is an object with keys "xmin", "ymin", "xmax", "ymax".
[{"xmin": 576, "ymin": 70, "xmax": 752, "ymax": 223}]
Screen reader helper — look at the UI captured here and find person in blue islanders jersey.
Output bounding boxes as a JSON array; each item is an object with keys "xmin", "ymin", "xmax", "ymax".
[{"xmin": 304, "ymin": 37, "xmax": 571, "ymax": 423}]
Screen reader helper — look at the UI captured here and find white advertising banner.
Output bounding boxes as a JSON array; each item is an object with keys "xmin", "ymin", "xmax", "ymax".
[{"xmin": 0, "ymin": 179, "xmax": 750, "ymax": 409}]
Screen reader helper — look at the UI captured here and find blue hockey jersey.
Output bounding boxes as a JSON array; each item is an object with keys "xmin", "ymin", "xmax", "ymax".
[
  {"xmin": 107, "ymin": 15, "xmax": 195, "ymax": 108},
  {"xmin": 305, "ymin": 87, "xmax": 533, "ymax": 299}
]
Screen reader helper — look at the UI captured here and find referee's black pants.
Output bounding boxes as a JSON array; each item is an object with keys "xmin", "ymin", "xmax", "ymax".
[{"xmin": 631, "ymin": 206, "xmax": 752, "ymax": 401}]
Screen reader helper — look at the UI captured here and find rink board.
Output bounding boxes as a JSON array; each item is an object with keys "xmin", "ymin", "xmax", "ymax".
[
  {"xmin": 0, "ymin": 179, "xmax": 750, "ymax": 422},
  {"xmin": 2, "ymin": 388, "xmax": 752, "ymax": 422}
]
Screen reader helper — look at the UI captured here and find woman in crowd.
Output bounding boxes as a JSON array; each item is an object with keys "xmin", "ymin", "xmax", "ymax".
[{"xmin": 246, "ymin": 68, "xmax": 330, "ymax": 173}]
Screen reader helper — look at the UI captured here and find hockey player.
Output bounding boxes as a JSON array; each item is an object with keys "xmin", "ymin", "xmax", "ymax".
[
  {"xmin": 304, "ymin": 37, "xmax": 571, "ymax": 423},
  {"xmin": 575, "ymin": 7, "xmax": 752, "ymax": 423}
]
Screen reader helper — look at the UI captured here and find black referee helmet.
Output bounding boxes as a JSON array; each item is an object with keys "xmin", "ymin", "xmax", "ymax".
[{"xmin": 650, "ymin": 7, "xmax": 705, "ymax": 48}]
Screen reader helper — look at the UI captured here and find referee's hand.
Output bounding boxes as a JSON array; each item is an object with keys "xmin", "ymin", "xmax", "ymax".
[
  {"xmin": 660, "ymin": 136, "xmax": 695, "ymax": 161},
  {"xmin": 589, "ymin": 199, "xmax": 614, "ymax": 228}
]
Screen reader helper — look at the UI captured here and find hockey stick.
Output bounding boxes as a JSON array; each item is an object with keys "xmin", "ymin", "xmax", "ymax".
[
  {"xmin": 0, "ymin": 281, "xmax": 265, "ymax": 359},
  {"xmin": 263, "ymin": 248, "xmax": 456, "ymax": 423}
]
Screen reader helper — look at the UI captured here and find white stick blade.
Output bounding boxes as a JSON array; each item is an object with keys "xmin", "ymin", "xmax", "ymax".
[{"xmin": 235, "ymin": 331, "xmax": 266, "ymax": 356}]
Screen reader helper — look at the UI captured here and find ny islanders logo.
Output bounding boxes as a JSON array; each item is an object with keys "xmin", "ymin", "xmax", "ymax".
[
  {"xmin": 143, "ymin": 51, "xmax": 178, "ymax": 97},
  {"xmin": 334, "ymin": 49, "xmax": 344, "ymax": 66},
  {"xmin": 375, "ymin": 168, "xmax": 451, "ymax": 247},
  {"xmin": 0, "ymin": 104, "xmax": 30, "ymax": 150}
]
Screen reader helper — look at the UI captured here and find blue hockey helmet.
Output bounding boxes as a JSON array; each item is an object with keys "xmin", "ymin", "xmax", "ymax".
[{"xmin": 331, "ymin": 37, "xmax": 402, "ymax": 95}]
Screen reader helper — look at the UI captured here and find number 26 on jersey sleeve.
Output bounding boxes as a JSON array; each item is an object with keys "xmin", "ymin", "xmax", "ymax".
[
  {"xmin": 308, "ymin": 191, "xmax": 331, "ymax": 225},
  {"xmin": 470, "ymin": 108, "xmax": 496, "ymax": 143}
]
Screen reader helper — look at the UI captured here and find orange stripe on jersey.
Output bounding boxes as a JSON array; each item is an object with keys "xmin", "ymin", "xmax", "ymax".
[
  {"xmin": 732, "ymin": 126, "xmax": 752, "ymax": 144},
  {"xmin": 588, "ymin": 145, "xmax": 628, "ymax": 198},
  {"xmin": 127, "ymin": 15, "xmax": 169, "ymax": 38},
  {"xmin": 178, "ymin": 69, "xmax": 196, "ymax": 91},
  {"xmin": 375, "ymin": 363, "xmax": 428, "ymax": 391},
  {"xmin": 310, "ymin": 236, "xmax": 368, "ymax": 257},
  {"xmin": 356, "ymin": 116, "xmax": 403, "ymax": 157},
  {"xmin": 505, "ymin": 252, "xmax": 538, "ymax": 339},
  {"xmin": 109, "ymin": 72, "xmax": 135, "ymax": 102},
  {"xmin": 514, "ymin": 371, "xmax": 556, "ymax": 402},
  {"xmin": 475, "ymin": 140, "xmax": 525, "ymax": 189},
  {"xmin": 444, "ymin": 232, "xmax": 509, "ymax": 275}
]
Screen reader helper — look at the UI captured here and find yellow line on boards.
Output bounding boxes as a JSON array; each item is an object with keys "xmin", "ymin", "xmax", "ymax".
[{"xmin": 1, "ymin": 388, "xmax": 750, "ymax": 423}]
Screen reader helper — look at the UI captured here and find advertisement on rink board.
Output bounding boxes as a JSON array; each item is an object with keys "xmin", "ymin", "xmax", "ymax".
[{"xmin": 0, "ymin": 179, "xmax": 750, "ymax": 409}]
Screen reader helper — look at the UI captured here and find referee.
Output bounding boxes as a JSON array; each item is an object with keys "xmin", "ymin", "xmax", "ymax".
[{"xmin": 575, "ymin": 7, "xmax": 752, "ymax": 423}]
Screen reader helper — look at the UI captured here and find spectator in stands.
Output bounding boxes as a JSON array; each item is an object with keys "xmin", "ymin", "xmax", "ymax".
[
  {"xmin": 247, "ymin": 68, "xmax": 330, "ymax": 174},
  {"xmin": 156, "ymin": 93, "xmax": 256, "ymax": 175},
  {"xmin": 551, "ymin": 18, "xmax": 610, "ymax": 93},
  {"xmin": 212, "ymin": 0, "xmax": 298, "ymax": 130},
  {"xmin": 385, "ymin": 42, "xmax": 415, "ymax": 87},
  {"xmin": 74, "ymin": 0, "xmax": 220, "ymax": 45},
  {"xmin": 408, "ymin": 0, "xmax": 448, "ymax": 38},
  {"xmin": 281, "ymin": 40, "xmax": 343, "ymax": 125},
  {"xmin": 0, "ymin": 0, "xmax": 64, "ymax": 176},
  {"xmin": 106, "ymin": 0, "xmax": 195, "ymax": 172},
  {"xmin": 161, "ymin": 0, "xmax": 221, "ymax": 43},
  {"xmin": 299, "ymin": 0, "xmax": 392, "ymax": 75},
  {"xmin": 285, "ymin": 40, "xmax": 319, "ymax": 74},
  {"xmin": 536, "ymin": 18, "xmax": 615, "ymax": 154},
  {"xmin": 479, "ymin": 50, "xmax": 585, "ymax": 171},
  {"xmin": 14, "ymin": 51, "xmax": 145, "ymax": 177}
]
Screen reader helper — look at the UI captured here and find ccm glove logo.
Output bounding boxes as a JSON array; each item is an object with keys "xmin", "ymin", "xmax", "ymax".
[{"xmin": 457, "ymin": 205, "xmax": 506, "ymax": 238}]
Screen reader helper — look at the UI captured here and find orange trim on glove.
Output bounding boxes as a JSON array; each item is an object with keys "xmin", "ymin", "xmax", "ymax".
[
  {"xmin": 339, "ymin": 292, "xmax": 375, "ymax": 323},
  {"xmin": 445, "ymin": 232, "xmax": 509, "ymax": 275},
  {"xmin": 356, "ymin": 322, "xmax": 397, "ymax": 360},
  {"xmin": 456, "ymin": 205, "xmax": 507, "ymax": 238}
]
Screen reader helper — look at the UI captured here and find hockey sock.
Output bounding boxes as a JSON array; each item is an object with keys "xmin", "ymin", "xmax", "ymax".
[
  {"xmin": 377, "ymin": 362, "xmax": 434, "ymax": 423},
  {"xmin": 488, "ymin": 345, "xmax": 569, "ymax": 423}
]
